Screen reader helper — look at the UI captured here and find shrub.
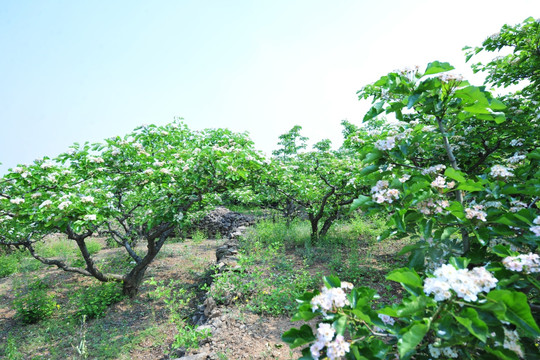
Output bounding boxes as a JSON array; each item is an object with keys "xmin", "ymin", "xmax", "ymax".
[
  {"xmin": 75, "ymin": 282, "xmax": 124, "ymax": 319},
  {"xmin": 13, "ymin": 278, "xmax": 58, "ymax": 324}
]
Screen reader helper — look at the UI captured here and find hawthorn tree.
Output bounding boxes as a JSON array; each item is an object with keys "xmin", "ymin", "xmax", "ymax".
[
  {"xmin": 0, "ymin": 121, "xmax": 264, "ymax": 296},
  {"xmin": 284, "ymin": 17, "xmax": 539, "ymax": 359},
  {"xmin": 266, "ymin": 126, "xmax": 365, "ymax": 244}
]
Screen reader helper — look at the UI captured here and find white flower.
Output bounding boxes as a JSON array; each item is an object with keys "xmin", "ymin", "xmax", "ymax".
[
  {"xmin": 424, "ymin": 264, "xmax": 497, "ymax": 302},
  {"xmin": 431, "ymin": 176, "xmax": 447, "ymax": 189},
  {"xmin": 31, "ymin": 192, "xmax": 42, "ymax": 199},
  {"xmin": 507, "ymin": 152, "xmax": 526, "ymax": 164},
  {"xmin": 490, "ymin": 165, "xmax": 514, "ymax": 179},
  {"xmin": 325, "ymin": 335, "xmax": 350, "ymax": 359},
  {"xmin": 88, "ymin": 156, "xmax": 104, "ymax": 163},
  {"xmin": 143, "ymin": 169, "xmax": 154, "ymax": 175},
  {"xmin": 160, "ymin": 168, "xmax": 171, "ymax": 175},
  {"xmin": 58, "ymin": 201, "xmax": 72, "ymax": 210},
  {"xmin": 83, "ymin": 214, "xmax": 97, "ymax": 221},
  {"xmin": 39, "ymin": 200, "xmax": 53, "ymax": 208},
  {"xmin": 503, "ymin": 253, "xmax": 540, "ymax": 274},
  {"xmin": 374, "ymin": 137, "xmax": 396, "ymax": 151},
  {"xmin": 81, "ymin": 196, "xmax": 94, "ymax": 203},
  {"xmin": 10, "ymin": 198, "xmax": 25, "ymax": 205},
  {"xmin": 378, "ymin": 313, "xmax": 395, "ymax": 325},
  {"xmin": 399, "ymin": 174, "xmax": 411, "ymax": 183},
  {"xmin": 316, "ymin": 323, "xmax": 335, "ymax": 343},
  {"xmin": 503, "ymin": 327, "xmax": 523, "ymax": 358},
  {"xmin": 13, "ymin": 167, "xmax": 24, "ymax": 173},
  {"xmin": 41, "ymin": 160, "xmax": 54, "ymax": 169},
  {"xmin": 422, "ymin": 164, "xmax": 446, "ymax": 175},
  {"xmin": 465, "ymin": 207, "xmax": 487, "ymax": 222},
  {"xmin": 509, "ymin": 138, "xmax": 524, "ymax": 147},
  {"xmin": 311, "ymin": 287, "xmax": 350, "ymax": 314}
]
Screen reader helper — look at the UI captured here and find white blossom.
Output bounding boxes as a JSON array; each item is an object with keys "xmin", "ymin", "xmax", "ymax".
[
  {"xmin": 424, "ymin": 264, "xmax": 497, "ymax": 302},
  {"xmin": 422, "ymin": 164, "xmax": 446, "ymax": 175},
  {"xmin": 39, "ymin": 200, "xmax": 53, "ymax": 208},
  {"xmin": 58, "ymin": 201, "xmax": 72, "ymax": 210},
  {"xmin": 83, "ymin": 214, "xmax": 97, "ymax": 221},
  {"xmin": 374, "ymin": 137, "xmax": 396, "ymax": 151},
  {"xmin": 10, "ymin": 198, "xmax": 25, "ymax": 205},
  {"xmin": 378, "ymin": 313, "xmax": 395, "ymax": 325},
  {"xmin": 81, "ymin": 196, "xmax": 94, "ymax": 203},
  {"xmin": 490, "ymin": 165, "xmax": 514, "ymax": 179},
  {"xmin": 503, "ymin": 253, "xmax": 540, "ymax": 274}
]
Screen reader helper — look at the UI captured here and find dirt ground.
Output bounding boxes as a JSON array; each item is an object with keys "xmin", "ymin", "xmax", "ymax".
[{"xmin": 0, "ymin": 239, "xmax": 305, "ymax": 360}]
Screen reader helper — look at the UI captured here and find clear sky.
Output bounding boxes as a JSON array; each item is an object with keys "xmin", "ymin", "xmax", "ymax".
[{"xmin": 1, "ymin": 1, "xmax": 538, "ymax": 174}]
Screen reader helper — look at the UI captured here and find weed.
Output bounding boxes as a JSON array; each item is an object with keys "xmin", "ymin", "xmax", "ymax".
[
  {"xmin": 171, "ymin": 322, "xmax": 210, "ymax": 351},
  {"xmin": 73, "ymin": 315, "xmax": 89, "ymax": 359},
  {"xmin": 4, "ymin": 335, "xmax": 23, "ymax": 359},
  {"xmin": 191, "ymin": 229, "xmax": 207, "ymax": 244},
  {"xmin": 75, "ymin": 282, "xmax": 125, "ymax": 319},
  {"xmin": 13, "ymin": 278, "xmax": 58, "ymax": 324},
  {"xmin": 0, "ymin": 251, "xmax": 24, "ymax": 277}
]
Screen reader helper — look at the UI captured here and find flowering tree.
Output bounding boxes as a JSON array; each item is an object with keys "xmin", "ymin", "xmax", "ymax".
[
  {"xmin": 284, "ymin": 18, "xmax": 539, "ymax": 359},
  {"xmin": 265, "ymin": 126, "xmax": 365, "ymax": 244},
  {"xmin": 0, "ymin": 121, "xmax": 264, "ymax": 296}
]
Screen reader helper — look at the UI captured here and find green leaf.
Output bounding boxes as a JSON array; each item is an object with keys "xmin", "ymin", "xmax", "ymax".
[
  {"xmin": 453, "ymin": 308, "xmax": 488, "ymax": 342},
  {"xmin": 444, "ymin": 168, "xmax": 466, "ymax": 183},
  {"xmin": 358, "ymin": 164, "xmax": 379, "ymax": 176},
  {"xmin": 333, "ymin": 315, "xmax": 347, "ymax": 336},
  {"xmin": 487, "ymin": 290, "xmax": 540, "ymax": 337},
  {"xmin": 323, "ymin": 275, "xmax": 341, "ymax": 289},
  {"xmin": 282, "ymin": 325, "xmax": 316, "ymax": 348},
  {"xmin": 423, "ymin": 61, "xmax": 455, "ymax": 76},
  {"xmin": 351, "ymin": 195, "xmax": 373, "ymax": 211},
  {"xmin": 386, "ymin": 268, "xmax": 422, "ymax": 295},
  {"xmin": 398, "ymin": 322, "xmax": 429, "ymax": 359},
  {"xmin": 457, "ymin": 180, "xmax": 485, "ymax": 192}
]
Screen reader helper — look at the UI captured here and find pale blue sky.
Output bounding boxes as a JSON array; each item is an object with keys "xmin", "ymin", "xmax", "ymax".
[{"xmin": 1, "ymin": 1, "xmax": 538, "ymax": 174}]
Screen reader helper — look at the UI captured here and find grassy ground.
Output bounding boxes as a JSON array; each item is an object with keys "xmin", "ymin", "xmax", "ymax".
[{"xmin": 0, "ymin": 212, "xmax": 412, "ymax": 359}]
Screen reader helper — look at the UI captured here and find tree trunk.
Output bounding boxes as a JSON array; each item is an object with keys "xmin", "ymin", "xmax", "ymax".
[
  {"xmin": 309, "ymin": 214, "xmax": 319, "ymax": 246},
  {"xmin": 319, "ymin": 212, "xmax": 338, "ymax": 239},
  {"xmin": 122, "ymin": 265, "xmax": 148, "ymax": 298}
]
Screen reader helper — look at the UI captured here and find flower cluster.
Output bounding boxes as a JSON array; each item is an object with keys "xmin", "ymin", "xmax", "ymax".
[
  {"xmin": 310, "ymin": 324, "xmax": 351, "ymax": 360},
  {"xmin": 83, "ymin": 214, "xmax": 97, "ymax": 221},
  {"xmin": 502, "ymin": 327, "xmax": 523, "ymax": 358},
  {"xmin": 371, "ymin": 180, "xmax": 399, "ymax": 204},
  {"xmin": 422, "ymin": 164, "xmax": 446, "ymax": 175},
  {"xmin": 430, "ymin": 176, "xmax": 455, "ymax": 190},
  {"xmin": 374, "ymin": 137, "xmax": 396, "ymax": 151},
  {"xmin": 378, "ymin": 313, "xmax": 395, "ymax": 326},
  {"xmin": 10, "ymin": 198, "xmax": 25, "ymax": 205},
  {"xmin": 490, "ymin": 165, "xmax": 514, "ymax": 179},
  {"xmin": 311, "ymin": 282, "xmax": 353, "ymax": 315},
  {"xmin": 502, "ymin": 253, "xmax": 540, "ymax": 274},
  {"xmin": 465, "ymin": 204, "xmax": 487, "ymax": 222},
  {"xmin": 506, "ymin": 152, "xmax": 526, "ymax": 164},
  {"xmin": 424, "ymin": 264, "xmax": 498, "ymax": 302},
  {"xmin": 428, "ymin": 344, "xmax": 459, "ymax": 359},
  {"xmin": 417, "ymin": 198, "xmax": 450, "ymax": 215}
]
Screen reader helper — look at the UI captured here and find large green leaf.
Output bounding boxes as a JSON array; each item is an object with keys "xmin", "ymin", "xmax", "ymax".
[
  {"xmin": 423, "ymin": 61, "xmax": 455, "ymax": 76},
  {"xmin": 398, "ymin": 321, "xmax": 429, "ymax": 359},
  {"xmin": 444, "ymin": 168, "xmax": 467, "ymax": 183},
  {"xmin": 386, "ymin": 268, "xmax": 423, "ymax": 295},
  {"xmin": 453, "ymin": 308, "xmax": 488, "ymax": 342},
  {"xmin": 282, "ymin": 325, "xmax": 316, "ymax": 348},
  {"xmin": 486, "ymin": 290, "xmax": 540, "ymax": 337}
]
